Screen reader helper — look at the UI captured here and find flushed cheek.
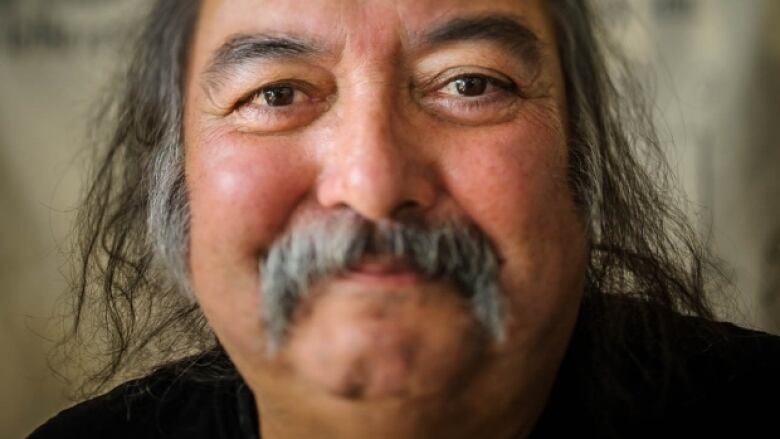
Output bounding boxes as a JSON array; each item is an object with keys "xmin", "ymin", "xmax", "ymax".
[
  {"xmin": 441, "ymin": 123, "xmax": 570, "ymax": 254},
  {"xmin": 187, "ymin": 132, "xmax": 316, "ymax": 268},
  {"xmin": 185, "ymin": 131, "xmax": 316, "ymax": 357},
  {"xmin": 436, "ymin": 120, "xmax": 584, "ymax": 333}
]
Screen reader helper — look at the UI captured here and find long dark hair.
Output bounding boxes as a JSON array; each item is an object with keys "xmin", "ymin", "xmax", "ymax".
[{"xmin": 64, "ymin": 0, "xmax": 722, "ymax": 419}]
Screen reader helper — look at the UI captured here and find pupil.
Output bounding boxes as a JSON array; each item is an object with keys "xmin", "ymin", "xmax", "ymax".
[
  {"xmin": 263, "ymin": 86, "xmax": 294, "ymax": 106},
  {"xmin": 455, "ymin": 77, "xmax": 487, "ymax": 97}
]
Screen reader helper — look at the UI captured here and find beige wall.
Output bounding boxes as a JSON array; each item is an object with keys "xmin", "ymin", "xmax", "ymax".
[
  {"xmin": 1, "ymin": 0, "xmax": 778, "ymax": 437},
  {"xmin": 609, "ymin": 0, "xmax": 780, "ymax": 331},
  {"xmin": 0, "ymin": 1, "xmax": 150, "ymax": 436}
]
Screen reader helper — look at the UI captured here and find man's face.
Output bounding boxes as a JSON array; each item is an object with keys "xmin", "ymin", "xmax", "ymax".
[{"xmin": 183, "ymin": 0, "xmax": 587, "ymax": 436}]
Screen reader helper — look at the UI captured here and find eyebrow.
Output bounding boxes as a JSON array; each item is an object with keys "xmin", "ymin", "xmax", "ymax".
[
  {"xmin": 418, "ymin": 14, "xmax": 542, "ymax": 68},
  {"xmin": 201, "ymin": 14, "xmax": 543, "ymax": 95},
  {"xmin": 203, "ymin": 34, "xmax": 323, "ymax": 93}
]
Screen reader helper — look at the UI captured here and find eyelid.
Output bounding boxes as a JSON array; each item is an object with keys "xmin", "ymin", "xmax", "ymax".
[
  {"xmin": 416, "ymin": 66, "xmax": 520, "ymax": 97},
  {"xmin": 229, "ymin": 80, "xmax": 334, "ymax": 134},
  {"xmin": 438, "ymin": 74, "xmax": 518, "ymax": 97},
  {"xmin": 413, "ymin": 67, "xmax": 527, "ymax": 127},
  {"xmin": 234, "ymin": 80, "xmax": 315, "ymax": 110}
]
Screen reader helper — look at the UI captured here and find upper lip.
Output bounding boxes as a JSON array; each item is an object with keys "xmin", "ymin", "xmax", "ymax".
[{"xmin": 348, "ymin": 255, "xmax": 416, "ymax": 275}]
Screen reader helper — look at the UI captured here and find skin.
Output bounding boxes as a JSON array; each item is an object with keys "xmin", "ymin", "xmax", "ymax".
[{"xmin": 183, "ymin": 0, "xmax": 588, "ymax": 438}]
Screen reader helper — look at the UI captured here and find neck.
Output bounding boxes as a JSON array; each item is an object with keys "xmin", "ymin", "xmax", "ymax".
[
  {"xmin": 258, "ymin": 402, "xmax": 534, "ymax": 439},
  {"xmin": 252, "ymin": 378, "xmax": 551, "ymax": 439}
]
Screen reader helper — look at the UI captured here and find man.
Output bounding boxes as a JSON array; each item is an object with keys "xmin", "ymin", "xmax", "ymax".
[{"xmin": 31, "ymin": 0, "xmax": 780, "ymax": 438}]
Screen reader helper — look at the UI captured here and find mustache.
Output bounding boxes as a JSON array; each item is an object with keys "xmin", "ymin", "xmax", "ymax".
[{"xmin": 259, "ymin": 209, "xmax": 506, "ymax": 352}]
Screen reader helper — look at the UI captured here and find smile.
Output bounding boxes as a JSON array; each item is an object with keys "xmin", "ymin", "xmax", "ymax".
[{"xmin": 339, "ymin": 255, "xmax": 427, "ymax": 288}]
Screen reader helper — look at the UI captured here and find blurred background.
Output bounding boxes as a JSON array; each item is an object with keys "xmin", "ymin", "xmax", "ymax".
[{"xmin": 1, "ymin": 0, "xmax": 778, "ymax": 437}]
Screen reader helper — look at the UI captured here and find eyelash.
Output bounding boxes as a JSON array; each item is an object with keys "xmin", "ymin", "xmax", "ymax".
[
  {"xmin": 435, "ymin": 74, "xmax": 520, "ymax": 102},
  {"xmin": 410, "ymin": 72, "xmax": 524, "ymax": 124},
  {"xmin": 235, "ymin": 81, "xmax": 306, "ymax": 109},
  {"xmin": 235, "ymin": 72, "xmax": 519, "ymax": 104}
]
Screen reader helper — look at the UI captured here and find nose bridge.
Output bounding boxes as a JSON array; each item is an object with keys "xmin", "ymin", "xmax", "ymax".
[
  {"xmin": 317, "ymin": 74, "xmax": 432, "ymax": 221},
  {"xmin": 348, "ymin": 81, "xmax": 401, "ymax": 190}
]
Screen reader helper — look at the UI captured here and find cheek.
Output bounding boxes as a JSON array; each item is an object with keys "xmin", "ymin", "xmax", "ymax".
[
  {"xmin": 435, "ymin": 112, "xmax": 585, "ymax": 335},
  {"xmin": 187, "ymin": 132, "xmax": 314, "ymax": 268},
  {"xmin": 440, "ymin": 114, "xmax": 571, "ymax": 252},
  {"xmin": 185, "ymin": 130, "xmax": 316, "ymax": 353}
]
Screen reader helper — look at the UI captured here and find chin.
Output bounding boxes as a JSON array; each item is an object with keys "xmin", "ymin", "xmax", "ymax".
[{"xmin": 280, "ymin": 280, "xmax": 490, "ymax": 400}]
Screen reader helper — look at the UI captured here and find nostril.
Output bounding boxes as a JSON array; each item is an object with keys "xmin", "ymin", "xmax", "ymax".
[
  {"xmin": 396, "ymin": 200, "xmax": 420, "ymax": 212},
  {"xmin": 390, "ymin": 199, "xmax": 424, "ymax": 219}
]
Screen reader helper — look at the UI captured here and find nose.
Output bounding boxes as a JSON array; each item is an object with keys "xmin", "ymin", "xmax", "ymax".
[{"xmin": 316, "ymin": 90, "xmax": 436, "ymax": 221}]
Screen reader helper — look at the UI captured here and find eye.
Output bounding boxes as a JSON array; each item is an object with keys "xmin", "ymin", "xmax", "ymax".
[
  {"xmin": 451, "ymin": 76, "xmax": 488, "ymax": 97},
  {"xmin": 240, "ymin": 83, "xmax": 306, "ymax": 109},
  {"xmin": 261, "ymin": 85, "xmax": 296, "ymax": 107},
  {"xmin": 231, "ymin": 81, "xmax": 329, "ymax": 134},
  {"xmin": 439, "ymin": 74, "xmax": 516, "ymax": 98},
  {"xmin": 417, "ymin": 70, "xmax": 523, "ymax": 125}
]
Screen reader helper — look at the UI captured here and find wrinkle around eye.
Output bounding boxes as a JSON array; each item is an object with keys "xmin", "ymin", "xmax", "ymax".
[
  {"xmin": 420, "ymin": 97, "xmax": 522, "ymax": 127},
  {"xmin": 437, "ymin": 75, "xmax": 517, "ymax": 99},
  {"xmin": 230, "ymin": 95, "xmax": 332, "ymax": 134},
  {"xmin": 199, "ymin": 61, "xmax": 337, "ymax": 116},
  {"xmin": 414, "ymin": 72, "xmax": 523, "ymax": 126}
]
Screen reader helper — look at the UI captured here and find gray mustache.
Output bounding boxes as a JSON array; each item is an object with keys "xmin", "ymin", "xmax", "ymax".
[{"xmin": 260, "ymin": 210, "xmax": 506, "ymax": 352}]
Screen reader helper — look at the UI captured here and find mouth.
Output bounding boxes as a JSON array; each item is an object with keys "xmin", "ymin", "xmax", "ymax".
[
  {"xmin": 338, "ymin": 255, "xmax": 426, "ymax": 288},
  {"xmin": 260, "ymin": 213, "xmax": 507, "ymax": 349}
]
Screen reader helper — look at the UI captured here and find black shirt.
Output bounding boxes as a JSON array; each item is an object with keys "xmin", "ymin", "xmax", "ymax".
[{"xmin": 29, "ymin": 308, "xmax": 780, "ymax": 438}]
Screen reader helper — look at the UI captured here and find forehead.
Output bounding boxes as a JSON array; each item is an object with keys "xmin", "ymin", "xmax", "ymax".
[{"xmin": 193, "ymin": 0, "xmax": 556, "ymax": 59}]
